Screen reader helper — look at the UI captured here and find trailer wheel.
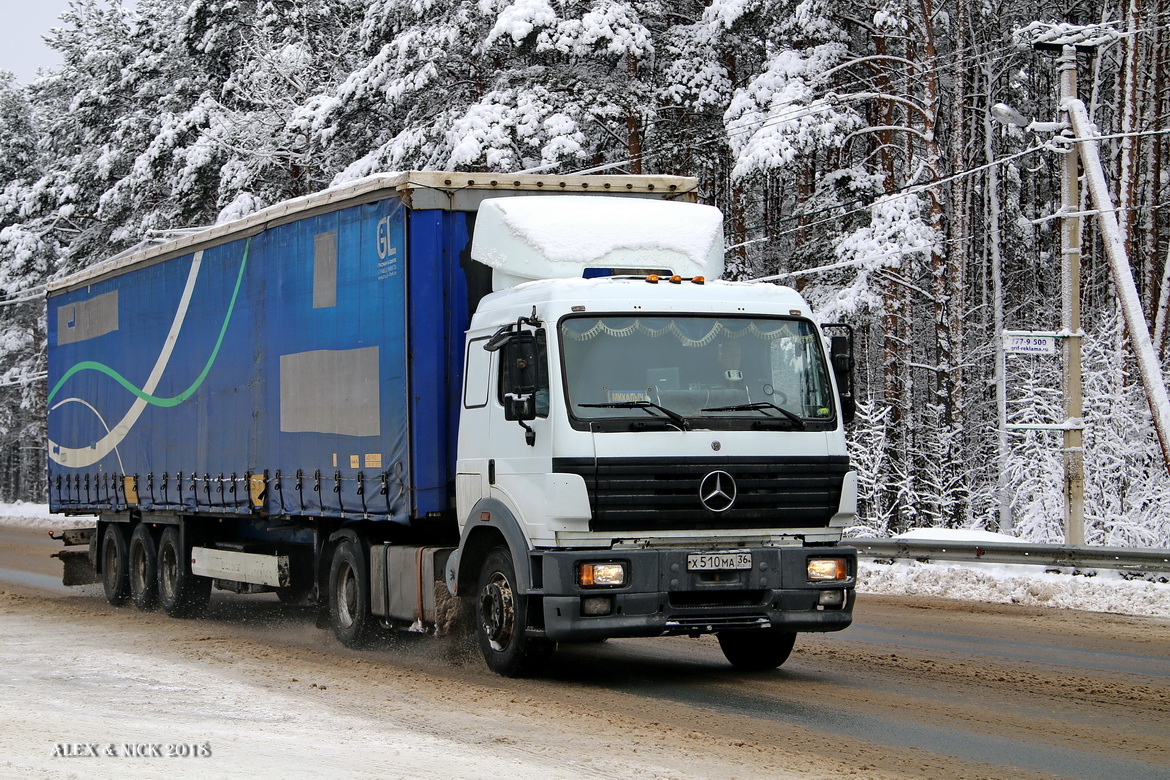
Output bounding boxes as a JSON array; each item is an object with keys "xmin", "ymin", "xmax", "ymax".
[
  {"xmin": 328, "ymin": 539, "xmax": 374, "ymax": 647},
  {"xmin": 157, "ymin": 527, "xmax": 211, "ymax": 618},
  {"xmin": 101, "ymin": 523, "xmax": 130, "ymax": 606},
  {"xmin": 716, "ymin": 629, "xmax": 796, "ymax": 671},
  {"xmin": 475, "ymin": 546, "xmax": 552, "ymax": 677},
  {"xmin": 128, "ymin": 524, "xmax": 158, "ymax": 610}
]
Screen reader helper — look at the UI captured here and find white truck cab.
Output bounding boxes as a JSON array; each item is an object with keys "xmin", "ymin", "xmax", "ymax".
[{"xmin": 447, "ymin": 197, "xmax": 857, "ymax": 675}]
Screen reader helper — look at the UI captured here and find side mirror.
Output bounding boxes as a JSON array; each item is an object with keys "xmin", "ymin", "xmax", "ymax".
[
  {"xmin": 825, "ymin": 327, "xmax": 856, "ymax": 425},
  {"xmin": 498, "ymin": 329, "xmax": 544, "ymax": 446}
]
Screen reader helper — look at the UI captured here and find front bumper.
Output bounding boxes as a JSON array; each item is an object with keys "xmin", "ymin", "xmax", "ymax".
[{"xmin": 536, "ymin": 546, "xmax": 856, "ymax": 642}]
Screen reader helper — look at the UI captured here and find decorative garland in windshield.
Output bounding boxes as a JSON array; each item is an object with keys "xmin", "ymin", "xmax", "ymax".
[{"xmin": 562, "ymin": 317, "xmax": 807, "ymax": 348}]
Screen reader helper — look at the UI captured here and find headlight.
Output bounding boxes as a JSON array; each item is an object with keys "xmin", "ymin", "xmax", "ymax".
[
  {"xmin": 579, "ymin": 562, "xmax": 626, "ymax": 587},
  {"xmin": 807, "ymin": 557, "xmax": 849, "ymax": 582}
]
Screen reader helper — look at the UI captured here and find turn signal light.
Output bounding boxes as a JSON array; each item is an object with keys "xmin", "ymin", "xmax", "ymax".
[{"xmin": 807, "ymin": 558, "xmax": 849, "ymax": 581}]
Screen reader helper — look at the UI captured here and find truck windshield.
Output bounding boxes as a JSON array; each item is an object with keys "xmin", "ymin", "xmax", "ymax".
[{"xmin": 560, "ymin": 315, "xmax": 836, "ymax": 425}]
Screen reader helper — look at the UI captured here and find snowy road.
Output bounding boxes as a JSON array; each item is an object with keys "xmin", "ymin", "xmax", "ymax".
[{"xmin": 2, "ymin": 523, "xmax": 1169, "ymax": 779}]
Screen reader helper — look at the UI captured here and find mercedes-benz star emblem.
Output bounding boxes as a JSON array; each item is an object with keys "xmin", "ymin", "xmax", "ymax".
[{"xmin": 698, "ymin": 470, "xmax": 737, "ymax": 513}]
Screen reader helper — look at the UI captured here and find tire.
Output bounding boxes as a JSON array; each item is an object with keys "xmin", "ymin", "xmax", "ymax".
[
  {"xmin": 328, "ymin": 538, "xmax": 375, "ymax": 647},
  {"xmin": 128, "ymin": 523, "xmax": 159, "ymax": 610},
  {"xmin": 101, "ymin": 523, "xmax": 130, "ymax": 606},
  {"xmin": 475, "ymin": 546, "xmax": 552, "ymax": 677},
  {"xmin": 157, "ymin": 526, "xmax": 211, "ymax": 618},
  {"xmin": 717, "ymin": 629, "xmax": 797, "ymax": 671}
]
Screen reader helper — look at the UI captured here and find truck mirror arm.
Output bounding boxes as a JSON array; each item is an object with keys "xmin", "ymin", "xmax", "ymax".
[{"xmin": 483, "ymin": 308, "xmax": 543, "ymax": 352}]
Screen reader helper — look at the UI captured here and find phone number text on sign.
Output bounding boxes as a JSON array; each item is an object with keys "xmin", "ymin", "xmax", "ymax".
[{"xmin": 1004, "ymin": 334, "xmax": 1058, "ymax": 355}]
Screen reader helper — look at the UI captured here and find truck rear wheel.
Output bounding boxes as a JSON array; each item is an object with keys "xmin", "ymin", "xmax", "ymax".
[
  {"xmin": 717, "ymin": 629, "xmax": 796, "ymax": 671},
  {"xmin": 157, "ymin": 526, "xmax": 211, "ymax": 618},
  {"xmin": 101, "ymin": 523, "xmax": 130, "ymax": 606},
  {"xmin": 328, "ymin": 538, "xmax": 375, "ymax": 647},
  {"xmin": 128, "ymin": 523, "xmax": 158, "ymax": 610},
  {"xmin": 475, "ymin": 546, "xmax": 552, "ymax": 677}
]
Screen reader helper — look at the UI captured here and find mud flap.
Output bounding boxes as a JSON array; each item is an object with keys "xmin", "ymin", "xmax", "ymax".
[{"xmin": 53, "ymin": 550, "xmax": 99, "ymax": 586}]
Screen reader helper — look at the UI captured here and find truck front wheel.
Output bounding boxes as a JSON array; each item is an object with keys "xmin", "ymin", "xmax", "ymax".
[
  {"xmin": 157, "ymin": 527, "xmax": 211, "ymax": 618},
  {"xmin": 475, "ymin": 546, "xmax": 552, "ymax": 677},
  {"xmin": 328, "ymin": 539, "xmax": 375, "ymax": 648},
  {"xmin": 717, "ymin": 629, "xmax": 797, "ymax": 670},
  {"xmin": 101, "ymin": 523, "xmax": 130, "ymax": 606}
]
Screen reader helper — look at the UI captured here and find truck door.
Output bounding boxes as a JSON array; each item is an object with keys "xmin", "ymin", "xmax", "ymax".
[{"xmin": 489, "ymin": 328, "xmax": 554, "ymax": 520}]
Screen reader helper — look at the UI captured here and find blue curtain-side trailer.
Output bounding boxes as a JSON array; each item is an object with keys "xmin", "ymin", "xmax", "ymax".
[{"xmin": 46, "ymin": 176, "xmax": 511, "ymax": 618}]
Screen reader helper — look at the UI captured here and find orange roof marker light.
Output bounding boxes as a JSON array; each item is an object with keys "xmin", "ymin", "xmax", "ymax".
[{"xmin": 644, "ymin": 274, "xmax": 708, "ymax": 285}]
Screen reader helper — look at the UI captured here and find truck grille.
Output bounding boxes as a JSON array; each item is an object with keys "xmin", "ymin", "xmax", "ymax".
[{"xmin": 553, "ymin": 456, "xmax": 849, "ymax": 532}]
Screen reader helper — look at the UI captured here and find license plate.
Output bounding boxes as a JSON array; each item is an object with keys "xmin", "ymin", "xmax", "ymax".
[{"xmin": 686, "ymin": 552, "xmax": 752, "ymax": 571}]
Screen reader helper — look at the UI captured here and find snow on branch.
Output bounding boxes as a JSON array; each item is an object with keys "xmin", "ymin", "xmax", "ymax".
[{"xmin": 1013, "ymin": 21, "xmax": 1123, "ymax": 50}]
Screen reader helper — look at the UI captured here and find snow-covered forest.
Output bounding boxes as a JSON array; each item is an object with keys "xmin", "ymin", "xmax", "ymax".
[{"xmin": 0, "ymin": 0, "xmax": 1167, "ymax": 546}]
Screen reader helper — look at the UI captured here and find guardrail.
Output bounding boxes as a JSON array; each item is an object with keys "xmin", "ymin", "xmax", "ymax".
[{"xmin": 850, "ymin": 538, "xmax": 1170, "ymax": 575}]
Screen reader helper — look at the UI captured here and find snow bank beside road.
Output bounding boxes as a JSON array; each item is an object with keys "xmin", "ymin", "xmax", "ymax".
[
  {"xmin": 858, "ymin": 528, "xmax": 1170, "ymax": 618},
  {"xmin": 860, "ymin": 559, "xmax": 1170, "ymax": 618},
  {"xmin": 0, "ymin": 501, "xmax": 93, "ymax": 529}
]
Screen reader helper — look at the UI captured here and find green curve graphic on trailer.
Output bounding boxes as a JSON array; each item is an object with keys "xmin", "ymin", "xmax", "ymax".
[{"xmin": 48, "ymin": 239, "xmax": 251, "ymax": 407}]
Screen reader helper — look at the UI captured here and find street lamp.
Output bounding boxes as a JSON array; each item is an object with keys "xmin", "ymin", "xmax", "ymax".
[{"xmin": 990, "ymin": 102, "xmax": 1068, "ymax": 133}]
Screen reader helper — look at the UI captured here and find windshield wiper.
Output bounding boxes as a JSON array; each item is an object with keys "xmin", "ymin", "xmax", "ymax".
[
  {"xmin": 701, "ymin": 402, "xmax": 807, "ymax": 428},
  {"xmin": 579, "ymin": 401, "xmax": 690, "ymax": 429}
]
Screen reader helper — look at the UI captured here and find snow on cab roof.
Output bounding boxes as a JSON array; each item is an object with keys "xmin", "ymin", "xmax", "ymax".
[{"xmin": 472, "ymin": 197, "xmax": 724, "ymax": 290}]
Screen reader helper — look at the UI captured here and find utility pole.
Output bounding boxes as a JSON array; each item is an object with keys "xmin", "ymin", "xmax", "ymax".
[
  {"xmin": 1057, "ymin": 46, "xmax": 1086, "ymax": 547},
  {"xmin": 998, "ymin": 40, "xmax": 1089, "ymax": 545},
  {"xmin": 997, "ymin": 23, "xmax": 1166, "ymax": 543}
]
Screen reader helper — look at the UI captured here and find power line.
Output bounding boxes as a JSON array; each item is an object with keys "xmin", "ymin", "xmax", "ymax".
[
  {"xmin": 0, "ymin": 373, "xmax": 46, "ymax": 388},
  {"xmin": 566, "ymin": 33, "xmax": 1033, "ymax": 178},
  {"xmin": 727, "ymin": 141, "xmax": 1054, "ymax": 242},
  {"xmin": 0, "ymin": 288, "xmax": 44, "ymax": 307}
]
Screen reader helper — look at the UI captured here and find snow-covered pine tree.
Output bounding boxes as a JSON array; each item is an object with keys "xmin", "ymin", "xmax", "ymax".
[{"xmin": 0, "ymin": 72, "xmax": 49, "ymax": 502}]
